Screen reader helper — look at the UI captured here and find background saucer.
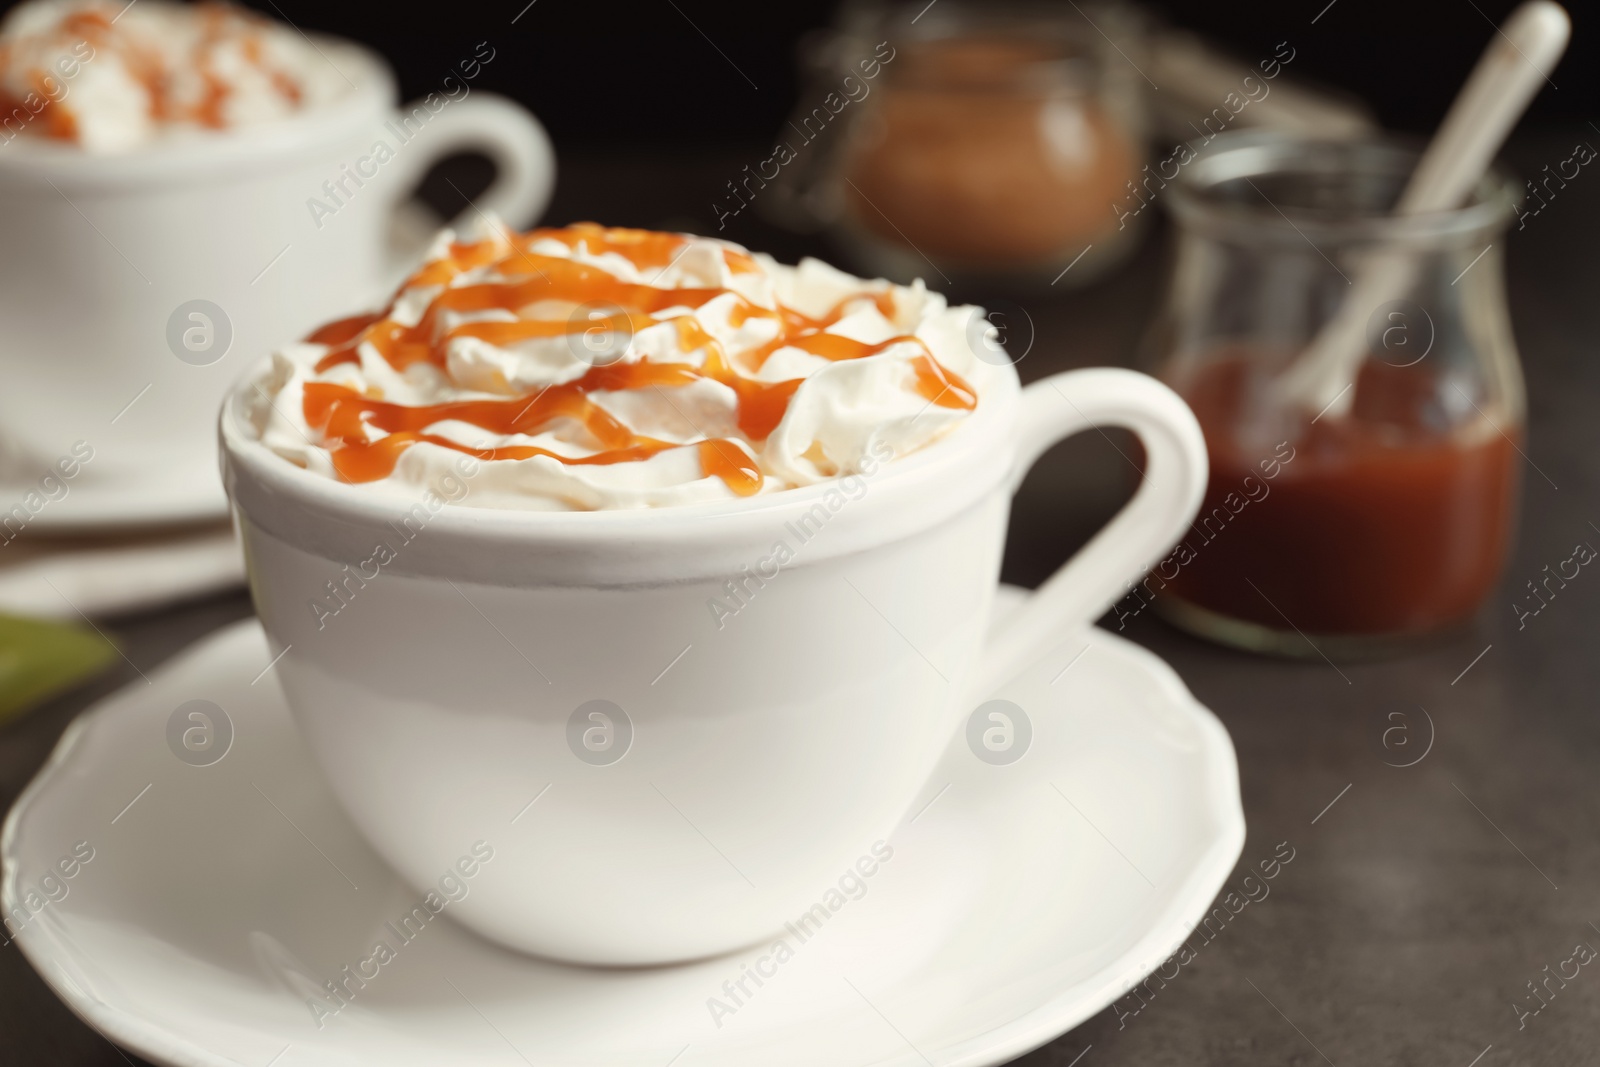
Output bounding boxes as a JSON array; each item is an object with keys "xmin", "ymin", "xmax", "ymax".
[{"xmin": 0, "ymin": 467, "xmax": 228, "ymax": 534}]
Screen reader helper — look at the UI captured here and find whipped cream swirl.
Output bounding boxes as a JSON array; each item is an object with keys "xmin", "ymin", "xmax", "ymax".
[
  {"xmin": 248, "ymin": 221, "xmax": 991, "ymax": 511},
  {"xmin": 0, "ymin": 0, "xmax": 350, "ymax": 151}
]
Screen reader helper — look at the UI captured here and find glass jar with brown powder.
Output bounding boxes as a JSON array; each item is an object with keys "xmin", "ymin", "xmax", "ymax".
[{"xmin": 772, "ymin": 2, "xmax": 1148, "ymax": 288}]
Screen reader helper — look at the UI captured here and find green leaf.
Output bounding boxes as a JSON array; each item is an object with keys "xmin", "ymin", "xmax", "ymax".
[{"xmin": 0, "ymin": 614, "xmax": 117, "ymax": 725}]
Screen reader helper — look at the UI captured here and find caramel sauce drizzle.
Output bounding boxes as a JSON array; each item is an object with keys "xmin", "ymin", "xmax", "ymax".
[
  {"xmin": 0, "ymin": 2, "xmax": 306, "ymax": 141},
  {"xmin": 300, "ymin": 223, "xmax": 977, "ymax": 495}
]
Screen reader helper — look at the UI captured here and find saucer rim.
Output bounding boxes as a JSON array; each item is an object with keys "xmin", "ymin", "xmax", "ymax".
[
  {"xmin": 0, "ymin": 469, "xmax": 230, "ymax": 534},
  {"xmin": 2, "ymin": 599, "xmax": 1245, "ymax": 1067}
]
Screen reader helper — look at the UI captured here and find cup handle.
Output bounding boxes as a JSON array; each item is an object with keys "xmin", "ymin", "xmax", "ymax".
[
  {"xmin": 379, "ymin": 93, "xmax": 556, "ymax": 281},
  {"xmin": 974, "ymin": 368, "xmax": 1209, "ymax": 695}
]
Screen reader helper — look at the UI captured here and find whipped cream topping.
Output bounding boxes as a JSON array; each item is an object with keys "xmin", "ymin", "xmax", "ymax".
[
  {"xmin": 247, "ymin": 222, "xmax": 992, "ymax": 512},
  {"xmin": 0, "ymin": 0, "xmax": 350, "ymax": 151}
]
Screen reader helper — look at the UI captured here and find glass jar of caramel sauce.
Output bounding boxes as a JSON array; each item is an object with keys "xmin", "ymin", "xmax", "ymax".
[{"xmin": 1147, "ymin": 134, "xmax": 1525, "ymax": 656}]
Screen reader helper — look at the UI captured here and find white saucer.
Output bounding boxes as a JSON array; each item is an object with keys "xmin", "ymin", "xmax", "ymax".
[
  {"xmin": 0, "ymin": 465, "xmax": 229, "ymax": 533},
  {"xmin": 2, "ymin": 587, "xmax": 1243, "ymax": 1067}
]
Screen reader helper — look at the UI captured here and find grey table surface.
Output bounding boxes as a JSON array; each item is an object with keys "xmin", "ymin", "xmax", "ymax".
[{"xmin": 2, "ymin": 132, "xmax": 1597, "ymax": 1066}]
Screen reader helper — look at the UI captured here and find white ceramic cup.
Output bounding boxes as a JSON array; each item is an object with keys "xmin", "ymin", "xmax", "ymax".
[
  {"xmin": 221, "ymin": 359, "xmax": 1207, "ymax": 965},
  {"xmin": 0, "ymin": 38, "xmax": 553, "ymax": 509}
]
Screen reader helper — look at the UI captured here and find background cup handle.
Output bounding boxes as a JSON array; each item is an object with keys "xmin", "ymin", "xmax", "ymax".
[
  {"xmin": 380, "ymin": 93, "xmax": 556, "ymax": 283},
  {"xmin": 974, "ymin": 368, "xmax": 1209, "ymax": 696}
]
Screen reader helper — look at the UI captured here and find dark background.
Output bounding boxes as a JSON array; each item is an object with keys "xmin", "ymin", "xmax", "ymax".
[
  {"xmin": 224, "ymin": 0, "xmax": 1600, "ymax": 146},
  {"xmin": 3, "ymin": 0, "xmax": 1595, "ymax": 147}
]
